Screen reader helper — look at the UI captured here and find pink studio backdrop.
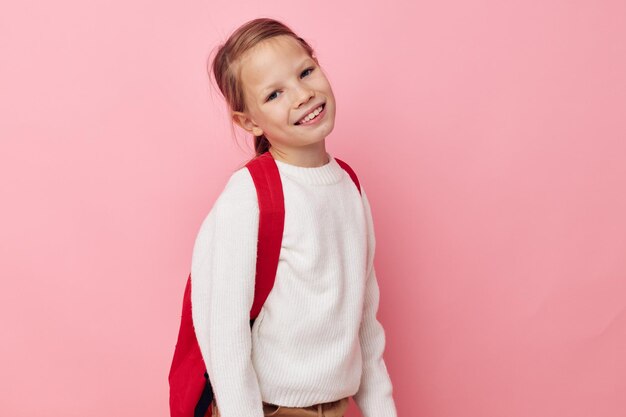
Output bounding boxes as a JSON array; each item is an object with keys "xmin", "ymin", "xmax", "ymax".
[{"xmin": 1, "ymin": 1, "xmax": 625, "ymax": 416}]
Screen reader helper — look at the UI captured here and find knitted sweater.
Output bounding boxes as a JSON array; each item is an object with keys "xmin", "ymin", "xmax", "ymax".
[{"xmin": 190, "ymin": 152, "xmax": 397, "ymax": 417}]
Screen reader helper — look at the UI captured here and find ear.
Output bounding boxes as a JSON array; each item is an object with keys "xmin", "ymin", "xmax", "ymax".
[{"xmin": 232, "ymin": 111, "xmax": 264, "ymax": 137}]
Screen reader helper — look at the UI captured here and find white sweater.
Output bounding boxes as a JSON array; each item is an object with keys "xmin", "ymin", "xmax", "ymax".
[{"xmin": 190, "ymin": 152, "xmax": 397, "ymax": 417}]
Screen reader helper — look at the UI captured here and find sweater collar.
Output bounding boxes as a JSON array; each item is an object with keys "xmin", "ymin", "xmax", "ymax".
[{"xmin": 272, "ymin": 152, "xmax": 345, "ymax": 185}]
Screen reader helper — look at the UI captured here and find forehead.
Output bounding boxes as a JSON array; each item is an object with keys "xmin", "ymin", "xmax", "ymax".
[{"xmin": 239, "ymin": 35, "xmax": 312, "ymax": 94}]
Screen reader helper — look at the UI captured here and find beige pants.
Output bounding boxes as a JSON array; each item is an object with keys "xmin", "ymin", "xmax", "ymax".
[{"xmin": 211, "ymin": 396, "xmax": 350, "ymax": 417}]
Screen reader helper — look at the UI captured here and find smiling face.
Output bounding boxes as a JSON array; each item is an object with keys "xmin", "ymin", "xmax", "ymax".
[{"xmin": 231, "ymin": 35, "xmax": 336, "ymax": 157}]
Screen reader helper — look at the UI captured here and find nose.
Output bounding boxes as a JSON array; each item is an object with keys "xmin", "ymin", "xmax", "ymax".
[{"xmin": 294, "ymin": 85, "xmax": 315, "ymax": 109}]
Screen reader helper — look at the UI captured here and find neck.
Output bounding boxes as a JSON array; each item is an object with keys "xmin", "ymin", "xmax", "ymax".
[{"xmin": 268, "ymin": 141, "xmax": 329, "ymax": 168}]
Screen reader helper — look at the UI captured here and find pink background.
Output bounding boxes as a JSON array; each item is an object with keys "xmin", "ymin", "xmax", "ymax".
[{"xmin": 2, "ymin": 1, "xmax": 626, "ymax": 416}]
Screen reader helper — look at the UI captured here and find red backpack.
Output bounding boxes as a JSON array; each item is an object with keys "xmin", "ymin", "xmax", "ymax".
[{"xmin": 168, "ymin": 151, "xmax": 361, "ymax": 417}]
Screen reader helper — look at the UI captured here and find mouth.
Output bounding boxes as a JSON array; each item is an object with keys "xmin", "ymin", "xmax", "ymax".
[{"xmin": 294, "ymin": 103, "xmax": 326, "ymax": 126}]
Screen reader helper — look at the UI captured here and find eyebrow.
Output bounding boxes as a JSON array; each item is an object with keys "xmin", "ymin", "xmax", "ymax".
[{"xmin": 258, "ymin": 58, "xmax": 314, "ymax": 97}]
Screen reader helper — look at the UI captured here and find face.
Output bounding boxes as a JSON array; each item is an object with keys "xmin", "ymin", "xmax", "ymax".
[{"xmin": 232, "ymin": 35, "xmax": 336, "ymax": 153}]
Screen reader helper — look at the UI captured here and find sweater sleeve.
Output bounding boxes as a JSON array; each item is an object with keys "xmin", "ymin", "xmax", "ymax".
[
  {"xmin": 190, "ymin": 168, "xmax": 265, "ymax": 417},
  {"xmin": 353, "ymin": 185, "xmax": 398, "ymax": 417}
]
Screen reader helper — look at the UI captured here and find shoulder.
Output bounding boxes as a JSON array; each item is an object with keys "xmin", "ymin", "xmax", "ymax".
[
  {"xmin": 214, "ymin": 167, "xmax": 258, "ymax": 211},
  {"xmin": 195, "ymin": 167, "xmax": 258, "ymax": 237},
  {"xmin": 359, "ymin": 182, "xmax": 374, "ymax": 220},
  {"xmin": 334, "ymin": 156, "xmax": 362, "ymax": 191},
  {"xmin": 360, "ymin": 182, "xmax": 370, "ymax": 205},
  {"xmin": 332, "ymin": 155, "xmax": 372, "ymax": 213}
]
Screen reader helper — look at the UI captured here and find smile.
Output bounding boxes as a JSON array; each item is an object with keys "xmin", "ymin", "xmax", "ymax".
[{"xmin": 295, "ymin": 103, "xmax": 326, "ymax": 126}]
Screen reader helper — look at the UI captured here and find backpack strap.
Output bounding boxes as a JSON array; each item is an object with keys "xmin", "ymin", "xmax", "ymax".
[
  {"xmin": 245, "ymin": 152, "xmax": 285, "ymax": 320},
  {"xmin": 334, "ymin": 157, "xmax": 361, "ymax": 195}
]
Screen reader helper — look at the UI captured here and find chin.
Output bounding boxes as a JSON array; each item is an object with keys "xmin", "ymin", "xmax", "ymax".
[{"xmin": 314, "ymin": 119, "xmax": 335, "ymax": 142}]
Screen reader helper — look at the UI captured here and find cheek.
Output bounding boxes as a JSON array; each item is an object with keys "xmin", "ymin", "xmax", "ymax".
[
  {"xmin": 266, "ymin": 109, "xmax": 288, "ymax": 128},
  {"xmin": 318, "ymin": 72, "xmax": 333, "ymax": 88},
  {"xmin": 320, "ymin": 79, "xmax": 335, "ymax": 99}
]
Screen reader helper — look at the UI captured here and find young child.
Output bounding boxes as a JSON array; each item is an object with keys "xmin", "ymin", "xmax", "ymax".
[{"xmin": 191, "ymin": 18, "xmax": 397, "ymax": 417}]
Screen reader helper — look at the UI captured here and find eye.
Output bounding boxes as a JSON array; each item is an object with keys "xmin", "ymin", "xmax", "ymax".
[
  {"xmin": 266, "ymin": 91, "xmax": 279, "ymax": 102},
  {"xmin": 301, "ymin": 66, "xmax": 315, "ymax": 77},
  {"xmin": 265, "ymin": 67, "xmax": 316, "ymax": 102}
]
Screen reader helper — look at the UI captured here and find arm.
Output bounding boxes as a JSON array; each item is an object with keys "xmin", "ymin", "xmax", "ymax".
[
  {"xmin": 353, "ymin": 186, "xmax": 398, "ymax": 417},
  {"xmin": 190, "ymin": 169, "xmax": 265, "ymax": 417}
]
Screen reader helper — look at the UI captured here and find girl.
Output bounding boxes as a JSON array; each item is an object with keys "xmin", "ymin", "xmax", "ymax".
[{"xmin": 191, "ymin": 18, "xmax": 397, "ymax": 417}]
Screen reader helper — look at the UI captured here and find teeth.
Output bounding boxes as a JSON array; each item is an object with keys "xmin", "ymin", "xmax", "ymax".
[{"xmin": 298, "ymin": 105, "xmax": 323, "ymax": 124}]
